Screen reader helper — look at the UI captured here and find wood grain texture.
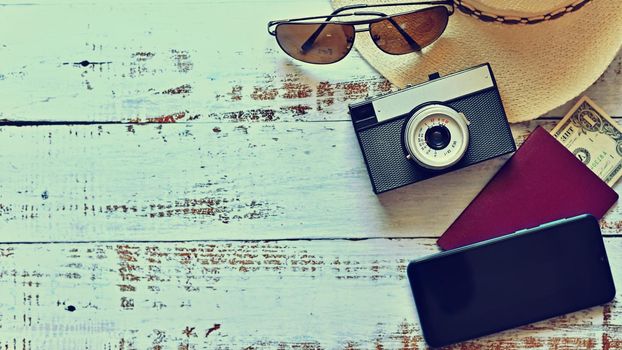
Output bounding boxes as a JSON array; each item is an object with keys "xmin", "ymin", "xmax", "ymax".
[
  {"xmin": 0, "ymin": 1, "xmax": 620, "ymax": 123},
  {"xmin": 0, "ymin": 238, "xmax": 620, "ymax": 349},
  {"xmin": 0, "ymin": 120, "xmax": 620, "ymax": 242}
]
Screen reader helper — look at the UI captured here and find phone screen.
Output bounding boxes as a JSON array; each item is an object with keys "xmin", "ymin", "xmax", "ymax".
[{"xmin": 407, "ymin": 215, "xmax": 615, "ymax": 348}]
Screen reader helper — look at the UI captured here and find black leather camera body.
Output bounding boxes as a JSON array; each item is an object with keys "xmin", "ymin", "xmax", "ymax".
[{"xmin": 348, "ymin": 64, "xmax": 516, "ymax": 194}]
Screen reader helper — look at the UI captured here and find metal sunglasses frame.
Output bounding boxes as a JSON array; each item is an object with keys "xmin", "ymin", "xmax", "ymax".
[{"xmin": 267, "ymin": 1, "xmax": 454, "ymax": 63}]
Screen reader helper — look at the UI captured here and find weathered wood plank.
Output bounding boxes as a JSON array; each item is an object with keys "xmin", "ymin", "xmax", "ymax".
[
  {"xmin": 0, "ymin": 2, "xmax": 620, "ymax": 123},
  {"xmin": 0, "ymin": 238, "xmax": 620, "ymax": 349},
  {"xmin": 1, "ymin": 120, "xmax": 620, "ymax": 242}
]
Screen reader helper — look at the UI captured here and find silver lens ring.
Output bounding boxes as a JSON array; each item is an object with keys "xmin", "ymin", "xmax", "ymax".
[{"xmin": 403, "ymin": 104, "xmax": 469, "ymax": 170}]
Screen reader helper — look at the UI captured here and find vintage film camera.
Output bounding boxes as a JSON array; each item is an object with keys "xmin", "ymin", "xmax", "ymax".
[{"xmin": 349, "ymin": 64, "xmax": 516, "ymax": 194}]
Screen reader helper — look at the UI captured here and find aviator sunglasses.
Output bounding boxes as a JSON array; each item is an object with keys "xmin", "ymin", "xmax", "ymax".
[{"xmin": 268, "ymin": 1, "xmax": 454, "ymax": 64}]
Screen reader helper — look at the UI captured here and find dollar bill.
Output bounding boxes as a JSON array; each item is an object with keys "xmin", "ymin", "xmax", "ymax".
[{"xmin": 550, "ymin": 96, "xmax": 622, "ymax": 186}]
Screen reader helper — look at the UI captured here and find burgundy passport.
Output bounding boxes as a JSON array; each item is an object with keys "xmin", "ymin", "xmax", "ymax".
[{"xmin": 438, "ymin": 126, "xmax": 618, "ymax": 250}]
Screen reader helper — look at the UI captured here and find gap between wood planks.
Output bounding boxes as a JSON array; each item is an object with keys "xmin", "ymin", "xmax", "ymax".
[
  {"xmin": 0, "ymin": 234, "xmax": 620, "ymax": 245},
  {"xmin": 1, "ymin": 114, "xmax": 621, "ymax": 126},
  {"xmin": 2, "ymin": 116, "xmax": 622, "ymax": 125}
]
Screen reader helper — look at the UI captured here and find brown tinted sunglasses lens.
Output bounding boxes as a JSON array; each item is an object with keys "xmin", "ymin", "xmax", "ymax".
[
  {"xmin": 370, "ymin": 6, "xmax": 448, "ymax": 55},
  {"xmin": 275, "ymin": 23, "xmax": 355, "ymax": 64}
]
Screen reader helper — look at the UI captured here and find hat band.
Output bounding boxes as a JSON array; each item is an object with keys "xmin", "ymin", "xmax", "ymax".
[{"xmin": 454, "ymin": 0, "xmax": 591, "ymax": 25}]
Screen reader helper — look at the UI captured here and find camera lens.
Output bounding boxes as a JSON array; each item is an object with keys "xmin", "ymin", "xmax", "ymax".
[
  {"xmin": 403, "ymin": 104, "xmax": 470, "ymax": 170},
  {"xmin": 425, "ymin": 125, "xmax": 451, "ymax": 150}
]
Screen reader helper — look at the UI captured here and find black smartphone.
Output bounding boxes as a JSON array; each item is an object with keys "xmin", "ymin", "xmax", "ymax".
[{"xmin": 407, "ymin": 214, "xmax": 616, "ymax": 348}]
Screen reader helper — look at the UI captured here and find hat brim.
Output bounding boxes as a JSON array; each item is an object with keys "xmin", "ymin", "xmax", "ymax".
[{"xmin": 332, "ymin": 0, "xmax": 622, "ymax": 122}]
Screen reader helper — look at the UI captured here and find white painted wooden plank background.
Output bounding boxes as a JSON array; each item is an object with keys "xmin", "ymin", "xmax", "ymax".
[
  {"xmin": 0, "ymin": 121, "xmax": 621, "ymax": 242},
  {"xmin": 0, "ymin": 2, "xmax": 620, "ymax": 123},
  {"xmin": 1, "ymin": 0, "xmax": 621, "ymax": 348},
  {"xmin": 0, "ymin": 239, "xmax": 620, "ymax": 349}
]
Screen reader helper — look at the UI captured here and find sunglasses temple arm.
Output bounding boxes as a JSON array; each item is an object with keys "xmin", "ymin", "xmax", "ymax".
[
  {"xmin": 362, "ymin": 1, "xmax": 453, "ymax": 10},
  {"xmin": 301, "ymin": 23, "xmax": 328, "ymax": 53},
  {"xmin": 300, "ymin": 6, "xmax": 357, "ymax": 53},
  {"xmin": 301, "ymin": 4, "xmax": 381, "ymax": 52},
  {"xmin": 384, "ymin": 16, "xmax": 422, "ymax": 51}
]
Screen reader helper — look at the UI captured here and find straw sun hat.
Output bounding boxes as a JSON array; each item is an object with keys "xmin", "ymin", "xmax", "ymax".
[{"xmin": 331, "ymin": 0, "xmax": 622, "ymax": 123}]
